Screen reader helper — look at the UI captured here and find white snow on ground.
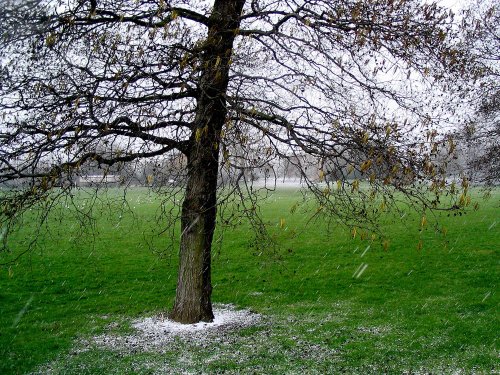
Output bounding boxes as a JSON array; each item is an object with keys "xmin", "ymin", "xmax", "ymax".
[
  {"xmin": 133, "ymin": 304, "xmax": 260, "ymax": 334},
  {"xmin": 90, "ymin": 304, "xmax": 261, "ymax": 352}
]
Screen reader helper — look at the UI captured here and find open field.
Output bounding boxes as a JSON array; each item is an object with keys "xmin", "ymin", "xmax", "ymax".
[{"xmin": 0, "ymin": 187, "xmax": 498, "ymax": 374}]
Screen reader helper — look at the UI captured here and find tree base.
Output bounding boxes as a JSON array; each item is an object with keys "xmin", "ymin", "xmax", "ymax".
[{"xmin": 169, "ymin": 304, "xmax": 214, "ymax": 324}]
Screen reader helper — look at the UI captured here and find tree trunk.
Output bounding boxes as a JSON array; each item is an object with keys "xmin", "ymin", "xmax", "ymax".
[{"xmin": 169, "ymin": 0, "xmax": 246, "ymax": 324}]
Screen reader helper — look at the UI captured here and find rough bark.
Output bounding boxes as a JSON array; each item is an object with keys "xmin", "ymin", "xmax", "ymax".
[{"xmin": 169, "ymin": 0, "xmax": 246, "ymax": 324}]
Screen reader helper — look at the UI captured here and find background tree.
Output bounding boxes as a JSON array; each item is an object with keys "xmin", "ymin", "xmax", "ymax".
[
  {"xmin": 0, "ymin": 0, "xmax": 475, "ymax": 323},
  {"xmin": 456, "ymin": 1, "xmax": 499, "ymax": 185}
]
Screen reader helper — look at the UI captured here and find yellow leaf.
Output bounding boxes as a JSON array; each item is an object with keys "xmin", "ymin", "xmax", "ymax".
[
  {"xmin": 352, "ymin": 179, "xmax": 359, "ymax": 192},
  {"xmin": 421, "ymin": 215, "xmax": 427, "ymax": 228},
  {"xmin": 195, "ymin": 126, "xmax": 207, "ymax": 143},
  {"xmin": 45, "ymin": 33, "xmax": 57, "ymax": 48},
  {"xmin": 459, "ymin": 194, "xmax": 466, "ymax": 206},
  {"xmin": 319, "ymin": 169, "xmax": 325, "ymax": 182},
  {"xmin": 351, "ymin": 5, "xmax": 361, "ymax": 20},
  {"xmin": 214, "ymin": 56, "xmax": 222, "ymax": 68},
  {"xmin": 465, "ymin": 196, "xmax": 471, "ymax": 206},
  {"xmin": 351, "ymin": 227, "xmax": 357, "ymax": 239},
  {"xmin": 461, "ymin": 177, "xmax": 469, "ymax": 190},
  {"xmin": 146, "ymin": 175, "xmax": 154, "ymax": 184},
  {"xmin": 179, "ymin": 54, "xmax": 189, "ymax": 71},
  {"xmin": 448, "ymin": 138, "xmax": 455, "ymax": 154},
  {"xmin": 336, "ymin": 180, "xmax": 342, "ymax": 190},
  {"xmin": 280, "ymin": 218, "xmax": 285, "ymax": 229},
  {"xmin": 382, "ymin": 239, "xmax": 390, "ymax": 251},
  {"xmin": 362, "ymin": 132, "xmax": 369, "ymax": 144},
  {"xmin": 417, "ymin": 240, "xmax": 423, "ymax": 251},
  {"xmin": 360, "ymin": 159, "xmax": 372, "ymax": 173}
]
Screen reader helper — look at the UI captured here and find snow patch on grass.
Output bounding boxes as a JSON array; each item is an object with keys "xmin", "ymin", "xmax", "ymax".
[
  {"xmin": 134, "ymin": 304, "xmax": 259, "ymax": 334},
  {"xmin": 89, "ymin": 304, "xmax": 261, "ymax": 353}
]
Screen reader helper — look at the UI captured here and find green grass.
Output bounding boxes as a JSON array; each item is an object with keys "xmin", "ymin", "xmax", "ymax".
[{"xmin": 0, "ymin": 187, "xmax": 498, "ymax": 374}]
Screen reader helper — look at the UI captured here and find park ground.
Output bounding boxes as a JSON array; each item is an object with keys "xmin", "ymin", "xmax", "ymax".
[{"xmin": 0, "ymin": 187, "xmax": 498, "ymax": 374}]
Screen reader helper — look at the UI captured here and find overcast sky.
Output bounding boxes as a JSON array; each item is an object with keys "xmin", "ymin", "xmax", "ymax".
[{"xmin": 436, "ymin": 0, "xmax": 468, "ymax": 12}]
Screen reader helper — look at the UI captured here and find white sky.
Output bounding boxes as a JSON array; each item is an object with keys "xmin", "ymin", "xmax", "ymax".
[{"xmin": 436, "ymin": 0, "xmax": 468, "ymax": 12}]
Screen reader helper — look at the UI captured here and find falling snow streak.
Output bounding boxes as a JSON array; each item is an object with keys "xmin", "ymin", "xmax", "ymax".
[
  {"xmin": 11, "ymin": 294, "xmax": 34, "ymax": 328},
  {"xmin": 353, "ymin": 263, "xmax": 369, "ymax": 279},
  {"xmin": 481, "ymin": 291, "xmax": 491, "ymax": 303},
  {"xmin": 360, "ymin": 245, "xmax": 371, "ymax": 258}
]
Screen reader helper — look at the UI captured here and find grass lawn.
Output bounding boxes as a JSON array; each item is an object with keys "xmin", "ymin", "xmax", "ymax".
[{"xmin": 0, "ymin": 187, "xmax": 498, "ymax": 374}]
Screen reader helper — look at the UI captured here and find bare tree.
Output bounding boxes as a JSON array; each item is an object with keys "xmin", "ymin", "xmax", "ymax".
[
  {"xmin": 0, "ymin": 0, "xmax": 476, "ymax": 323},
  {"xmin": 457, "ymin": 1, "xmax": 499, "ymax": 185}
]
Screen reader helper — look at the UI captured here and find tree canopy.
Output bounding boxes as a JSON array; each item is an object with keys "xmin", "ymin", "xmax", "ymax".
[{"xmin": 0, "ymin": 0, "xmax": 481, "ymax": 323}]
